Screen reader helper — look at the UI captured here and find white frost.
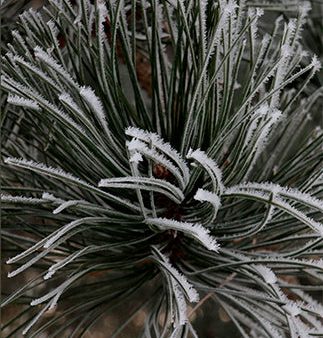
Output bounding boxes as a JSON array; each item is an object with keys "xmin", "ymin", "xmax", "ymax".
[
  {"xmin": 147, "ymin": 217, "xmax": 220, "ymax": 252},
  {"xmin": 7, "ymin": 94, "xmax": 41, "ymax": 111},
  {"xmin": 153, "ymin": 246, "xmax": 199, "ymax": 303},
  {"xmin": 126, "ymin": 127, "xmax": 190, "ymax": 186},
  {"xmin": 253, "ymin": 265, "xmax": 277, "ymax": 284},
  {"xmin": 34, "ymin": 46, "xmax": 79, "ymax": 89},
  {"xmin": 79, "ymin": 86, "xmax": 110, "ymax": 135},
  {"xmin": 194, "ymin": 188, "xmax": 221, "ymax": 223},
  {"xmin": 0, "ymin": 193, "xmax": 45, "ymax": 204},
  {"xmin": 187, "ymin": 148, "xmax": 224, "ymax": 193}
]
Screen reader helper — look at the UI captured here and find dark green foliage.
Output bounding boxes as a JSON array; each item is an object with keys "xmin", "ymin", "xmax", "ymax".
[{"xmin": 1, "ymin": 0, "xmax": 322, "ymax": 337}]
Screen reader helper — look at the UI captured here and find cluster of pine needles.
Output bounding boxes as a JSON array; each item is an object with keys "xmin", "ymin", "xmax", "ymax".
[{"xmin": 1, "ymin": 0, "xmax": 323, "ymax": 337}]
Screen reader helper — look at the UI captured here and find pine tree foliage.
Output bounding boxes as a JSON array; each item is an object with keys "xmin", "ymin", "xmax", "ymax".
[{"xmin": 1, "ymin": 0, "xmax": 322, "ymax": 337}]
